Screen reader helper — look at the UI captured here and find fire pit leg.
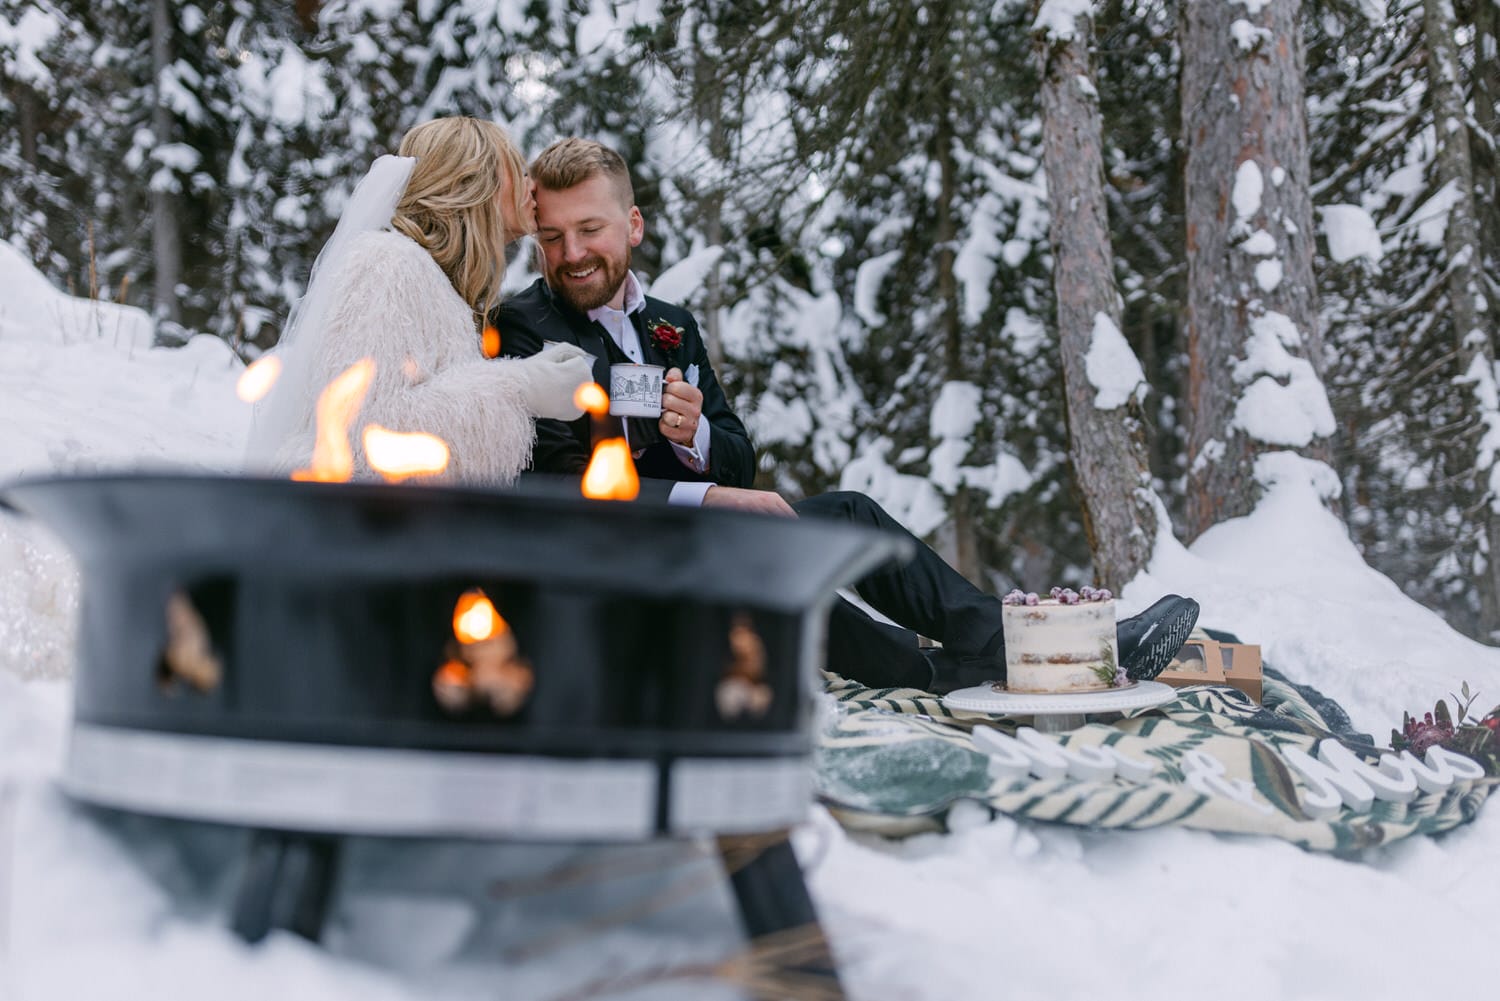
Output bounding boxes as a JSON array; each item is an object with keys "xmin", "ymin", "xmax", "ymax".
[
  {"xmin": 230, "ymin": 830, "xmax": 342, "ymax": 945},
  {"xmin": 717, "ymin": 831, "xmax": 846, "ymax": 999}
]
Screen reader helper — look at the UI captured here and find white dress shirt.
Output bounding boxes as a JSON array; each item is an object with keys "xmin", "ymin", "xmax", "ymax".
[{"xmin": 587, "ymin": 272, "xmax": 713, "ymax": 506}]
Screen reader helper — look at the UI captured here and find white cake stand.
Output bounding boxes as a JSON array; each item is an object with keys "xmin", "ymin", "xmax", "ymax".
[{"xmin": 941, "ymin": 681, "xmax": 1177, "ymax": 733}]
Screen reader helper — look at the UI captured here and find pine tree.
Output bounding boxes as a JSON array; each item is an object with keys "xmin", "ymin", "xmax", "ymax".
[
  {"xmin": 1308, "ymin": 0, "xmax": 1500, "ymax": 639},
  {"xmin": 1035, "ymin": 0, "xmax": 1162, "ymax": 588},
  {"xmin": 1422, "ymin": 0, "xmax": 1500, "ymax": 634},
  {"xmin": 1180, "ymin": 0, "xmax": 1339, "ymax": 538}
]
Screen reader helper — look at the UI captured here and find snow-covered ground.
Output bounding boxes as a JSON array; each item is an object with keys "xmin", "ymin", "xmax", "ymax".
[{"xmin": 3, "ymin": 249, "xmax": 1499, "ymax": 1001}]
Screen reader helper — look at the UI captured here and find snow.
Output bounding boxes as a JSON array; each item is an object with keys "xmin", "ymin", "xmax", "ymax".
[
  {"xmin": 1083, "ymin": 312, "xmax": 1146, "ymax": 409},
  {"xmin": 1031, "ymin": 0, "xmax": 1093, "ymax": 42},
  {"xmin": 746, "ymin": 392, "xmax": 814, "ymax": 446},
  {"xmin": 1231, "ymin": 159, "xmax": 1263, "ymax": 225},
  {"xmin": 0, "ymin": 5, "xmax": 60, "ymax": 84},
  {"xmin": 1320, "ymin": 204, "xmax": 1384, "ymax": 265},
  {"xmin": 645, "ymin": 244, "xmax": 725, "ymax": 305},
  {"xmin": 930, "ymin": 382, "xmax": 982, "ymax": 441},
  {"xmin": 152, "ymin": 143, "xmax": 203, "ymax": 174},
  {"xmin": 1412, "ymin": 178, "xmax": 1462, "ymax": 248},
  {"xmin": 852, "ymin": 250, "xmax": 902, "ymax": 327},
  {"xmin": 927, "ymin": 382, "xmax": 982, "ymax": 493},
  {"xmin": 1454, "ymin": 353, "xmax": 1500, "ymax": 504},
  {"xmin": 5, "ymin": 256, "xmax": 1500, "ymax": 1001},
  {"xmin": 264, "ymin": 45, "xmax": 335, "ymax": 127},
  {"xmin": 924, "ymin": 384, "xmax": 1035, "ymax": 509},
  {"xmin": 1253, "ymin": 451, "xmax": 1343, "ymax": 502},
  {"xmin": 1254, "ymin": 258, "xmax": 1283, "ymax": 292},
  {"xmin": 970, "ymin": 158, "xmax": 1047, "ymax": 267},
  {"xmin": 953, "ymin": 195, "xmax": 1003, "ymax": 326},
  {"xmin": 1230, "ymin": 312, "xmax": 1337, "ymax": 447},
  {"xmin": 1381, "ymin": 162, "xmax": 1426, "ymax": 197},
  {"xmin": 0, "ymin": 242, "xmax": 155, "ymax": 355},
  {"xmin": 1229, "ymin": 19, "xmax": 1270, "ymax": 51},
  {"xmin": 159, "ymin": 60, "xmax": 207, "ymax": 127},
  {"xmin": 840, "ymin": 438, "xmax": 949, "ymax": 538},
  {"xmin": 1240, "ymin": 230, "xmax": 1277, "ymax": 256},
  {"xmin": 1002, "ymin": 307, "xmax": 1048, "ymax": 358},
  {"xmin": 574, "ymin": 0, "xmax": 618, "ymax": 55}
]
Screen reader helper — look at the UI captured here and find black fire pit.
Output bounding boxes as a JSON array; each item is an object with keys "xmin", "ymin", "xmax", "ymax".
[{"xmin": 0, "ymin": 472, "xmax": 909, "ymax": 985}]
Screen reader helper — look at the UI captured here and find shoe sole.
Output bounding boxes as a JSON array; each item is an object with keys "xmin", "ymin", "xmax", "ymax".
[{"xmin": 1122, "ymin": 600, "xmax": 1200, "ymax": 681}]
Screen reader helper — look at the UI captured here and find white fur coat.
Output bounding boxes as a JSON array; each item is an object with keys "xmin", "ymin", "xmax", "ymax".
[{"xmin": 266, "ymin": 230, "xmax": 590, "ymax": 485}]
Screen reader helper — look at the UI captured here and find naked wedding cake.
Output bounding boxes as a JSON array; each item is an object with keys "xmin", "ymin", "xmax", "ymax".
[{"xmin": 1000, "ymin": 586, "xmax": 1123, "ymax": 693}]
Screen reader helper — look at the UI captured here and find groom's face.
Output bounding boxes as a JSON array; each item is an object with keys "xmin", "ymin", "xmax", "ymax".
[{"xmin": 534, "ymin": 174, "xmax": 643, "ymax": 313}]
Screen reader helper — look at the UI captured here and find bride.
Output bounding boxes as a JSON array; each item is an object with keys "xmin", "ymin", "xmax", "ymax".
[{"xmin": 247, "ymin": 116, "xmax": 593, "ymax": 483}]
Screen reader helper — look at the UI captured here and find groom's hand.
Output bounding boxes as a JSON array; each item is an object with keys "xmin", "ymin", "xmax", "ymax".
[
  {"xmin": 702, "ymin": 486, "xmax": 797, "ymax": 517},
  {"xmin": 659, "ymin": 368, "xmax": 703, "ymax": 446}
]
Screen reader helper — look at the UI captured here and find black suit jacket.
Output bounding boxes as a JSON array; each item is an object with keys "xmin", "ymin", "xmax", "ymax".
[{"xmin": 492, "ymin": 278, "xmax": 757, "ymax": 502}]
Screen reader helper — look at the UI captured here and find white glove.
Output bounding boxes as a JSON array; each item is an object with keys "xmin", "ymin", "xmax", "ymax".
[{"xmin": 518, "ymin": 342, "xmax": 594, "ymax": 421}]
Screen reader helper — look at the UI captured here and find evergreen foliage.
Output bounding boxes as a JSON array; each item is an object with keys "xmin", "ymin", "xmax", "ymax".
[
  {"xmin": 3, "ymin": 0, "xmax": 1498, "ymax": 638},
  {"xmin": 1308, "ymin": 0, "xmax": 1500, "ymax": 637}
]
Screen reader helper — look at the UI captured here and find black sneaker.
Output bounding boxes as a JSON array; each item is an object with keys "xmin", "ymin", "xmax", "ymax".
[{"xmin": 1117, "ymin": 595, "xmax": 1200, "ymax": 681}]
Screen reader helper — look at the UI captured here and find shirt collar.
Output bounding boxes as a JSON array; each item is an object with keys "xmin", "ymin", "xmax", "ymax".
[{"xmin": 585, "ymin": 271, "xmax": 646, "ymax": 324}]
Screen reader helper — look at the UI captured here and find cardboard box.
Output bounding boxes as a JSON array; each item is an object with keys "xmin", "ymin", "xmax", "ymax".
[{"xmin": 1156, "ymin": 636, "xmax": 1263, "ymax": 703}]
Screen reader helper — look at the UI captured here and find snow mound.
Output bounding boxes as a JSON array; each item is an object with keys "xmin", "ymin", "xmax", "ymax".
[{"xmin": 0, "ymin": 241, "xmax": 155, "ymax": 353}]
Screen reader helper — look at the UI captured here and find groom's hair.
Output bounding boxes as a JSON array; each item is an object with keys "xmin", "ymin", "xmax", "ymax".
[{"xmin": 530, "ymin": 138, "xmax": 634, "ymax": 208}]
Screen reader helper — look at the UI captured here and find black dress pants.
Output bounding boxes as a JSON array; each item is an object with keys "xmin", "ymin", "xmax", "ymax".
[{"xmin": 792, "ymin": 491, "xmax": 1004, "ymax": 690}]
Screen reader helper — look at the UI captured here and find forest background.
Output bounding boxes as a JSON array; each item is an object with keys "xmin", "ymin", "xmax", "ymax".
[{"xmin": 3, "ymin": 0, "xmax": 1498, "ymax": 641}]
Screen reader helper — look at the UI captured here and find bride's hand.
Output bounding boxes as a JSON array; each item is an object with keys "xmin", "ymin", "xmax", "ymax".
[{"xmin": 519, "ymin": 343, "xmax": 594, "ymax": 420}]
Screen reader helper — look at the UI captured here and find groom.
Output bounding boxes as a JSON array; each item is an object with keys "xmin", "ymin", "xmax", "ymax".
[
  {"xmin": 490, "ymin": 138, "xmax": 771, "ymax": 511},
  {"xmin": 493, "ymin": 138, "xmax": 1198, "ymax": 691}
]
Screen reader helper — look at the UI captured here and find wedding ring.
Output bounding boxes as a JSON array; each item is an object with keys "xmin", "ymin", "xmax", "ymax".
[{"xmin": 671, "ymin": 413, "xmax": 682, "ymax": 428}]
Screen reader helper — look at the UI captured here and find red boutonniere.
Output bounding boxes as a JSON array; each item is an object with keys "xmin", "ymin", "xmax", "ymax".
[{"xmin": 649, "ymin": 320, "xmax": 684, "ymax": 353}]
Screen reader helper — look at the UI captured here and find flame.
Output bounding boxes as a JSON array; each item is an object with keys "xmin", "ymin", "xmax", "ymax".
[
  {"xmin": 581, "ymin": 438, "xmax": 640, "ymax": 501},
  {"xmin": 481, "ymin": 325, "xmax": 501, "ymax": 359},
  {"xmin": 574, "ymin": 382, "xmax": 609, "ymax": 416},
  {"xmin": 363, "ymin": 424, "xmax": 450, "ymax": 481},
  {"xmin": 435, "ymin": 659, "xmax": 471, "ymax": 688},
  {"xmin": 290, "ymin": 358, "xmax": 376, "ymax": 482},
  {"xmin": 236, "ymin": 355, "xmax": 282, "ymax": 402},
  {"xmin": 453, "ymin": 589, "xmax": 510, "ymax": 644}
]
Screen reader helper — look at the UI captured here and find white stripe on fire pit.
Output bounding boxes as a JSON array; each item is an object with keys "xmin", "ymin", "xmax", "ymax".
[
  {"xmin": 63, "ymin": 724, "xmax": 813, "ymax": 839},
  {"xmin": 670, "ymin": 758, "xmax": 812, "ymax": 833},
  {"xmin": 65, "ymin": 724, "xmax": 657, "ymax": 839}
]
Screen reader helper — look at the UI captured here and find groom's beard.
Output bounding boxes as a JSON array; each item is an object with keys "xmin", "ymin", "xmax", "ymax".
[{"xmin": 547, "ymin": 247, "xmax": 631, "ymax": 313}]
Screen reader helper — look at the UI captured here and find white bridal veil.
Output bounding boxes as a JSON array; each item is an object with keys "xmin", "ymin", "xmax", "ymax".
[{"xmin": 245, "ymin": 154, "xmax": 417, "ymax": 470}]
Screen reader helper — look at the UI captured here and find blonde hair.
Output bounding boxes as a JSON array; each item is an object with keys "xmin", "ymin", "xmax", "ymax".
[
  {"xmin": 392, "ymin": 117, "xmax": 529, "ymax": 319},
  {"xmin": 530, "ymin": 138, "xmax": 634, "ymax": 207}
]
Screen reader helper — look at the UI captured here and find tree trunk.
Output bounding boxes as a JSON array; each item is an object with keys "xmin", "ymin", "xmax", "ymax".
[
  {"xmin": 1469, "ymin": 0, "xmax": 1500, "ymax": 316},
  {"xmin": 934, "ymin": 110, "xmax": 981, "ymax": 584},
  {"xmin": 1424, "ymin": 0, "xmax": 1500, "ymax": 637},
  {"xmin": 16, "ymin": 86, "xmax": 40, "ymax": 166},
  {"xmin": 150, "ymin": 0, "xmax": 182, "ymax": 327},
  {"xmin": 1472, "ymin": 0, "xmax": 1500, "ymax": 143},
  {"xmin": 681, "ymin": 12, "xmax": 728, "ymax": 370},
  {"xmin": 1180, "ymin": 0, "xmax": 1336, "ymax": 539},
  {"xmin": 1036, "ymin": 3, "xmax": 1160, "ymax": 589}
]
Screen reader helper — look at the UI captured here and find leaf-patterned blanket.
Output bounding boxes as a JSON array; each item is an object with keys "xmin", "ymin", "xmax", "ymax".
[{"xmin": 816, "ymin": 667, "xmax": 1495, "ymax": 854}]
